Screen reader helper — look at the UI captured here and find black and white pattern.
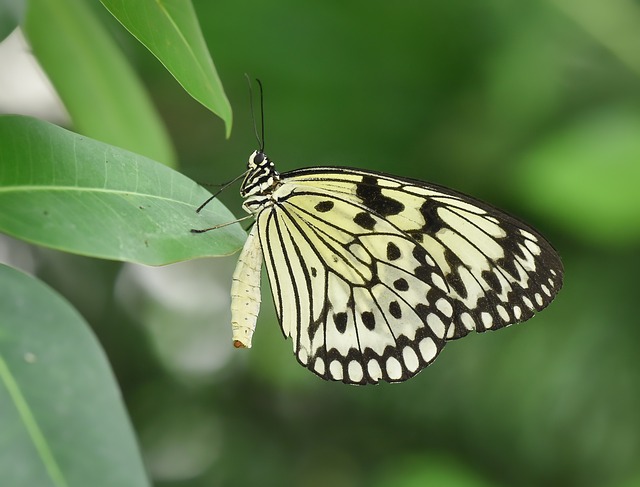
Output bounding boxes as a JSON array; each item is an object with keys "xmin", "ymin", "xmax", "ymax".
[{"xmin": 229, "ymin": 150, "xmax": 563, "ymax": 385}]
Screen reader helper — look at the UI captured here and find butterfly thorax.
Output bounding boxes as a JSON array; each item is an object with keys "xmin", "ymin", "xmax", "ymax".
[{"xmin": 241, "ymin": 150, "xmax": 282, "ymax": 215}]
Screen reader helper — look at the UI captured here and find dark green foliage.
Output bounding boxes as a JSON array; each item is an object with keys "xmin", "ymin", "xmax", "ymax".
[{"xmin": 1, "ymin": 0, "xmax": 639, "ymax": 486}]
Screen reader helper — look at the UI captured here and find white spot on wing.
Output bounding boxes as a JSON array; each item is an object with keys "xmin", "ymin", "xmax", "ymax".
[
  {"xmin": 520, "ymin": 229, "xmax": 538, "ymax": 241},
  {"xmin": 329, "ymin": 360, "xmax": 343, "ymax": 380},
  {"xmin": 523, "ymin": 296, "xmax": 535, "ymax": 310},
  {"xmin": 314, "ymin": 357, "xmax": 325, "ymax": 375},
  {"xmin": 514, "ymin": 306, "xmax": 522, "ymax": 320},
  {"xmin": 386, "ymin": 356, "xmax": 403, "ymax": 380},
  {"xmin": 348, "ymin": 360, "xmax": 364, "ymax": 382},
  {"xmin": 427, "ymin": 313, "xmax": 446, "ymax": 338},
  {"xmin": 377, "ymin": 179, "xmax": 400, "ymax": 188},
  {"xmin": 497, "ymin": 305, "xmax": 510, "ymax": 322},
  {"xmin": 418, "ymin": 337, "xmax": 437, "ymax": 362},
  {"xmin": 524, "ymin": 239, "xmax": 541, "ymax": 256},
  {"xmin": 367, "ymin": 360, "xmax": 382, "ymax": 381},
  {"xmin": 431, "ymin": 272, "xmax": 447, "ymax": 292},
  {"xmin": 402, "ymin": 347, "xmax": 420, "ymax": 372},
  {"xmin": 436, "ymin": 298, "xmax": 453, "ymax": 317},
  {"xmin": 461, "ymin": 312, "xmax": 475, "ymax": 331},
  {"xmin": 481, "ymin": 312, "xmax": 493, "ymax": 329}
]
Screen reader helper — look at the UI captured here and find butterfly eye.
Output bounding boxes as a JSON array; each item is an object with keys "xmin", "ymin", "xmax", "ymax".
[{"xmin": 253, "ymin": 152, "xmax": 265, "ymax": 164}]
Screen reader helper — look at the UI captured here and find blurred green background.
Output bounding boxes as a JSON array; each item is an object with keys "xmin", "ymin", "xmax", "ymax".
[{"xmin": 3, "ymin": 0, "xmax": 640, "ymax": 486}]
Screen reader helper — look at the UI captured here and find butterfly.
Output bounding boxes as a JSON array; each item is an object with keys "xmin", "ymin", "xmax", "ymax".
[{"xmin": 197, "ymin": 150, "xmax": 563, "ymax": 385}]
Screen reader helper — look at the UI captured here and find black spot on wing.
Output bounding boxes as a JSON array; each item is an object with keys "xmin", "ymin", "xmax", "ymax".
[
  {"xmin": 334, "ymin": 312, "xmax": 348, "ymax": 333},
  {"xmin": 482, "ymin": 269, "xmax": 502, "ymax": 293},
  {"xmin": 315, "ymin": 200, "xmax": 335, "ymax": 212},
  {"xmin": 419, "ymin": 199, "xmax": 445, "ymax": 234},
  {"xmin": 499, "ymin": 254, "xmax": 521, "ymax": 281},
  {"xmin": 361, "ymin": 311, "xmax": 376, "ymax": 330},
  {"xmin": 356, "ymin": 176, "xmax": 405, "ymax": 216},
  {"xmin": 412, "ymin": 245, "xmax": 435, "ymax": 282},
  {"xmin": 389, "ymin": 301, "xmax": 402, "ymax": 319},
  {"xmin": 393, "ymin": 278, "xmax": 409, "ymax": 291},
  {"xmin": 354, "ymin": 212, "xmax": 376, "ymax": 230},
  {"xmin": 448, "ymin": 271, "xmax": 468, "ymax": 299},
  {"xmin": 412, "ymin": 245, "xmax": 430, "ymax": 264},
  {"xmin": 414, "ymin": 266, "xmax": 431, "ymax": 283},
  {"xmin": 386, "ymin": 242, "xmax": 401, "ymax": 260}
]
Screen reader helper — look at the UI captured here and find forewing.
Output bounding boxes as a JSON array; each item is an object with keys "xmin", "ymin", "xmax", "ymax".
[{"xmin": 284, "ymin": 167, "xmax": 564, "ymax": 341}]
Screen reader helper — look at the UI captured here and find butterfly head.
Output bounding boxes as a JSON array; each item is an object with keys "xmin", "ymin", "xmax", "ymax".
[
  {"xmin": 248, "ymin": 150, "xmax": 269, "ymax": 169},
  {"xmin": 240, "ymin": 150, "xmax": 281, "ymax": 213}
]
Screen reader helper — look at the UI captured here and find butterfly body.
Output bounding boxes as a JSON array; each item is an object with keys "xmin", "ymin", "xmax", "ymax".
[{"xmin": 229, "ymin": 150, "xmax": 563, "ymax": 384}]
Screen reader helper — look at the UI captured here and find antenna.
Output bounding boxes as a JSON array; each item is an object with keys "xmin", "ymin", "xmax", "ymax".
[
  {"xmin": 193, "ymin": 75, "xmax": 265, "ymax": 218},
  {"xmin": 191, "ymin": 214, "xmax": 253, "ymax": 234},
  {"xmin": 245, "ymin": 74, "xmax": 265, "ymax": 152},
  {"xmin": 195, "ymin": 170, "xmax": 248, "ymax": 214}
]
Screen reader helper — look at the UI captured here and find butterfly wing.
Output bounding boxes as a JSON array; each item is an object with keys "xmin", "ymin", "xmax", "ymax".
[{"xmin": 255, "ymin": 167, "xmax": 563, "ymax": 384}]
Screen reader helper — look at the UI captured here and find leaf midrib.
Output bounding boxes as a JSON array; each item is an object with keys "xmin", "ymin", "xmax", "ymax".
[
  {"xmin": 0, "ymin": 355, "xmax": 69, "ymax": 487},
  {"xmin": 0, "ymin": 185, "xmax": 201, "ymax": 206}
]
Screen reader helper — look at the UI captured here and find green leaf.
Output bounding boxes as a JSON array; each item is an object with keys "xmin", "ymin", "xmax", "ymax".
[
  {"xmin": 100, "ymin": 0, "xmax": 233, "ymax": 137},
  {"xmin": 0, "ymin": 264, "xmax": 150, "ymax": 487},
  {"xmin": 513, "ymin": 104, "xmax": 640, "ymax": 246},
  {"xmin": 0, "ymin": 0, "xmax": 24, "ymax": 42},
  {"xmin": 0, "ymin": 115, "xmax": 246, "ymax": 265},
  {"xmin": 550, "ymin": 0, "xmax": 640, "ymax": 77},
  {"xmin": 23, "ymin": 0, "xmax": 176, "ymax": 167}
]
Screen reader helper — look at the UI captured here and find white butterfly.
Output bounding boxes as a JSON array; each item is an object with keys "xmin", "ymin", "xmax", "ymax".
[{"xmin": 210, "ymin": 150, "xmax": 563, "ymax": 385}]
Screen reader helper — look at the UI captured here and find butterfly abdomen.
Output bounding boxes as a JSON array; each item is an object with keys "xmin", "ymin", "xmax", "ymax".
[{"xmin": 230, "ymin": 225, "xmax": 263, "ymax": 348}]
